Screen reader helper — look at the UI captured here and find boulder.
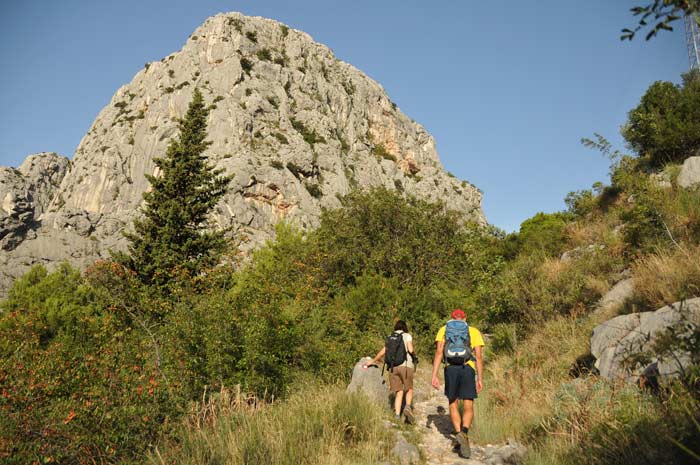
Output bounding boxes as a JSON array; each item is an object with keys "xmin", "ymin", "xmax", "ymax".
[
  {"xmin": 678, "ymin": 156, "xmax": 700, "ymax": 189},
  {"xmin": 594, "ymin": 278, "xmax": 634, "ymax": 315},
  {"xmin": 347, "ymin": 357, "xmax": 389, "ymax": 406},
  {"xmin": 560, "ymin": 244, "xmax": 604, "ymax": 263},
  {"xmin": 391, "ymin": 431, "xmax": 420, "ymax": 465},
  {"xmin": 483, "ymin": 439, "xmax": 527, "ymax": 465},
  {"xmin": 591, "ymin": 298, "xmax": 700, "ymax": 382}
]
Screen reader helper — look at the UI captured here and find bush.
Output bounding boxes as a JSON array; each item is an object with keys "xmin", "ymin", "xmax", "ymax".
[
  {"xmin": 372, "ymin": 144, "xmax": 396, "ymax": 162},
  {"xmin": 517, "ymin": 212, "xmax": 572, "ymax": 257},
  {"xmin": 240, "ymin": 58, "xmax": 253, "ymax": 74},
  {"xmin": 290, "ymin": 118, "xmax": 326, "ymax": 146},
  {"xmin": 0, "ymin": 263, "xmax": 178, "ymax": 465},
  {"xmin": 256, "ymin": 48, "xmax": 272, "ymax": 61},
  {"xmin": 304, "ymin": 182, "xmax": 323, "ymax": 198},
  {"xmin": 622, "ymin": 70, "xmax": 700, "ymax": 168}
]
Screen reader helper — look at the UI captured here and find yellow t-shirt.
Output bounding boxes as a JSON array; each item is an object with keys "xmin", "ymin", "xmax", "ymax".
[{"xmin": 435, "ymin": 324, "xmax": 484, "ymax": 370}]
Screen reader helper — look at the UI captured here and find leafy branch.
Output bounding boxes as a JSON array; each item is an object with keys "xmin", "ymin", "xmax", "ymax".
[{"xmin": 622, "ymin": 0, "xmax": 700, "ymax": 41}]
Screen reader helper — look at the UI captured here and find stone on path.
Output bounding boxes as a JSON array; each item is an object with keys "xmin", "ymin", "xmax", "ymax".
[{"xmin": 346, "ymin": 357, "xmax": 390, "ymax": 406}]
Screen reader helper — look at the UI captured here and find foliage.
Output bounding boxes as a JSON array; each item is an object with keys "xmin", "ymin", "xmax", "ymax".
[
  {"xmin": 290, "ymin": 118, "xmax": 326, "ymax": 147},
  {"xmin": 314, "ymin": 187, "xmax": 475, "ymax": 290},
  {"xmin": 119, "ymin": 89, "xmax": 232, "ymax": 288},
  {"xmin": 622, "ymin": 70, "xmax": 700, "ymax": 168},
  {"xmin": 0, "ymin": 263, "xmax": 178, "ymax": 465},
  {"xmin": 240, "ymin": 57, "xmax": 253, "ymax": 74},
  {"xmin": 150, "ymin": 383, "xmax": 391, "ymax": 465},
  {"xmin": 371, "ymin": 144, "xmax": 397, "ymax": 162},
  {"xmin": 256, "ymin": 48, "xmax": 272, "ymax": 61},
  {"xmin": 516, "ymin": 212, "xmax": 572, "ymax": 257},
  {"xmin": 622, "ymin": 0, "xmax": 700, "ymax": 40}
]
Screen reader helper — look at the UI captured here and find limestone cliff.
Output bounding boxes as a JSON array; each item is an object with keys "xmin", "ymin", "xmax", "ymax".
[{"xmin": 0, "ymin": 12, "xmax": 484, "ymax": 295}]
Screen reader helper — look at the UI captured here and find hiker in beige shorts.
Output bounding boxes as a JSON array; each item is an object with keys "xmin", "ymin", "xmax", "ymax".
[{"xmin": 364, "ymin": 320, "xmax": 416, "ymax": 423}]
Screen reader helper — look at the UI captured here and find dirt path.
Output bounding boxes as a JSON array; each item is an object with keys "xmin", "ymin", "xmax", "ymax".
[{"xmin": 411, "ymin": 367, "xmax": 524, "ymax": 465}]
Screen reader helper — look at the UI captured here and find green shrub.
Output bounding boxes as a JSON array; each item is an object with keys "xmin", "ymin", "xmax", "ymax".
[
  {"xmin": 0, "ymin": 263, "xmax": 179, "ymax": 465},
  {"xmin": 622, "ymin": 70, "xmax": 700, "ymax": 168},
  {"xmin": 290, "ymin": 118, "xmax": 326, "ymax": 146},
  {"xmin": 372, "ymin": 144, "xmax": 396, "ymax": 162},
  {"xmin": 514, "ymin": 212, "xmax": 572, "ymax": 258},
  {"xmin": 228, "ymin": 18, "xmax": 243, "ymax": 33},
  {"xmin": 240, "ymin": 58, "xmax": 253, "ymax": 74},
  {"xmin": 305, "ymin": 182, "xmax": 323, "ymax": 198},
  {"xmin": 273, "ymin": 132, "xmax": 288, "ymax": 144},
  {"xmin": 245, "ymin": 31, "xmax": 258, "ymax": 43},
  {"xmin": 256, "ymin": 48, "xmax": 272, "ymax": 61}
]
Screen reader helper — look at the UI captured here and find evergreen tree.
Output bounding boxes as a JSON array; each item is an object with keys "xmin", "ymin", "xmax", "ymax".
[{"xmin": 122, "ymin": 88, "xmax": 232, "ymax": 286}]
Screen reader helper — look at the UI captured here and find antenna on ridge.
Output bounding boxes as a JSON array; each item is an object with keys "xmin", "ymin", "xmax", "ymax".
[{"xmin": 686, "ymin": 15, "xmax": 700, "ymax": 70}]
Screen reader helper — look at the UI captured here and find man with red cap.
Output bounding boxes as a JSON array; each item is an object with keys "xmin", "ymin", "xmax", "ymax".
[{"xmin": 431, "ymin": 308, "xmax": 484, "ymax": 459}]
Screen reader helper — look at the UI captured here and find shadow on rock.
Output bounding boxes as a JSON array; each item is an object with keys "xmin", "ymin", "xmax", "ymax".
[{"xmin": 426, "ymin": 405, "xmax": 456, "ymax": 440}]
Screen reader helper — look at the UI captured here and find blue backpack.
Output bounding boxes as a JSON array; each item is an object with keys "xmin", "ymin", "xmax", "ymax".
[{"xmin": 443, "ymin": 320, "xmax": 473, "ymax": 365}]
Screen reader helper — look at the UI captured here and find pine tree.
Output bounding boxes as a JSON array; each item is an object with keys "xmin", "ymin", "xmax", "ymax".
[{"xmin": 122, "ymin": 88, "xmax": 232, "ymax": 286}]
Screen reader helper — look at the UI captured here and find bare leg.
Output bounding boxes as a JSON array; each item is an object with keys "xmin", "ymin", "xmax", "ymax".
[
  {"xmin": 462, "ymin": 399, "xmax": 474, "ymax": 429},
  {"xmin": 394, "ymin": 390, "xmax": 404, "ymax": 415},
  {"xmin": 405, "ymin": 388, "xmax": 413, "ymax": 408},
  {"xmin": 448, "ymin": 399, "xmax": 461, "ymax": 432}
]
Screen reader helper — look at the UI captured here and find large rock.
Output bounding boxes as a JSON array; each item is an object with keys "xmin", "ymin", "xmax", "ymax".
[
  {"xmin": 594, "ymin": 278, "xmax": 634, "ymax": 315},
  {"xmin": 0, "ymin": 153, "xmax": 69, "ymax": 252},
  {"xmin": 0, "ymin": 12, "xmax": 484, "ymax": 296},
  {"xmin": 347, "ymin": 357, "xmax": 390, "ymax": 406},
  {"xmin": 678, "ymin": 156, "xmax": 700, "ymax": 189},
  {"xmin": 591, "ymin": 298, "xmax": 700, "ymax": 381}
]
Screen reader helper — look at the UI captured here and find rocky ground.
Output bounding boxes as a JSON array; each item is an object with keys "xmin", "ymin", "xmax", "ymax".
[{"xmin": 410, "ymin": 367, "xmax": 526, "ymax": 465}]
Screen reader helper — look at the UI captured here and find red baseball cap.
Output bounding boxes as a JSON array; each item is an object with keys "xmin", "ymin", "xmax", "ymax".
[{"xmin": 451, "ymin": 309, "xmax": 465, "ymax": 319}]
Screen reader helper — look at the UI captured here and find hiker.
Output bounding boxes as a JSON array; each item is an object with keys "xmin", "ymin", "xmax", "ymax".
[
  {"xmin": 431, "ymin": 309, "xmax": 484, "ymax": 459},
  {"xmin": 363, "ymin": 320, "xmax": 416, "ymax": 423}
]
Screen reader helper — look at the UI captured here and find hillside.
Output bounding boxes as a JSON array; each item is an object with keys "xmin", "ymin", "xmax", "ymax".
[{"xmin": 0, "ymin": 12, "xmax": 483, "ymax": 295}]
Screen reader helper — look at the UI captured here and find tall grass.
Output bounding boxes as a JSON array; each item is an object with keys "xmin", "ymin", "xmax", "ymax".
[
  {"xmin": 630, "ymin": 242, "xmax": 700, "ymax": 312},
  {"xmin": 150, "ymin": 383, "xmax": 391, "ymax": 465}
]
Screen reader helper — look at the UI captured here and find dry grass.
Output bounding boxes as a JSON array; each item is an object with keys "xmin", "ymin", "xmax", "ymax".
[
  {"xmin": 631, "ymin": 242, "xmax": 700, "ymax": 311},
  {"xmin": 565, "ymin": 216, "xmax": 624, "ymax": 253},
  {"xmin": 471, "ymin": 314, "xmax": 599, "ymax": 444},
  {"xmin": 150, "ymin": 383, "xmax": 391, "ymax": 465}
]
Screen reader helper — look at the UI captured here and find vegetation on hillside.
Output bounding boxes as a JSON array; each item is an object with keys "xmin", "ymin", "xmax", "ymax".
[{"xmin": 2, "ymin": 72, "xmax": 700, "ymax": 465}]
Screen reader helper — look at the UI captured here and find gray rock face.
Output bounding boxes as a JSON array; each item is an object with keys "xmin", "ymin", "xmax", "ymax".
[
  {"xmin": 591, "ymin": 298, "xmax": 700, "ymax": 382},
  {"xmin": 347, "ymin": 357, "xmax": 390, "ymax": 406},
  {"xmin": 0, "ymin": 12, "xmax": 484, "ymax": 296},
  {"xmin": 678, "ymin": 156, "xmax": 700, "ymax": 189},
  {"xmin": 0, "ymin": 153, "xmax": 69, "ymax": 252}
]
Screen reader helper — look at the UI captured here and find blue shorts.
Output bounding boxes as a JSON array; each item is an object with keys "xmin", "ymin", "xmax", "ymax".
[{"xmin": 444, "ymin": 364, "xmax": 476, "ymax": 401}]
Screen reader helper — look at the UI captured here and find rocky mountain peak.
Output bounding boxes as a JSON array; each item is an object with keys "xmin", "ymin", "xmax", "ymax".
[{"xmin": 0, "ymin": 12, "xmax": 484, "ymax": 295}]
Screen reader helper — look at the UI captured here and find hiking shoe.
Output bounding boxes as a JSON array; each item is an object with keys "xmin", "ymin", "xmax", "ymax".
[
  {"xmin": 456, "ymin": 431, "xmax": 471, "ymax": 459},
  {"xmin": 403, "ymin": 405, "xmax": 414, "ymax": 425},
  {"xmin": 450, "ymin": 433, "xmax": 460, "ymax": 451}
]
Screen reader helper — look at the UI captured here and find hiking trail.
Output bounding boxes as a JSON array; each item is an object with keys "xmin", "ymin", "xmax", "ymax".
[{"xmin": 411, "ymin": 367, "xmax": 525, "ymax": 465}]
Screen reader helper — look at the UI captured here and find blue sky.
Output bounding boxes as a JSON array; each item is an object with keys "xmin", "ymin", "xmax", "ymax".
[{"xmin": 0, "ymin": 0, "xmax": 689, "ymax": 232}]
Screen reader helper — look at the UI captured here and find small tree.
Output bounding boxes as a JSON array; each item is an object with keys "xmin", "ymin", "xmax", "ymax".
[
  {"xmin": 622, "ymin": 70, "xmax": 700, "ymax": 168},
  {"xmin": 122, "ymin": 89, "xmax": 232, "ymax": 286}
]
